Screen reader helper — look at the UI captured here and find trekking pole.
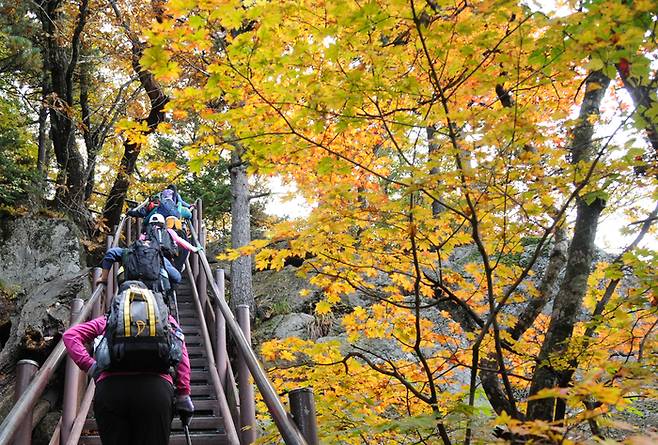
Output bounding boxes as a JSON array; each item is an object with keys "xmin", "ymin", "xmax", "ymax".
[
  {"xmin": 172, "ymin": 289, "xmax": 180, "ymax": 324},
  {"xmin": 184, "ymin": 424, "xmax": 192, "ymax": 445},
  {"xmin": 132, "ymin": 197, "xmax": 150, "ymax": 212}
]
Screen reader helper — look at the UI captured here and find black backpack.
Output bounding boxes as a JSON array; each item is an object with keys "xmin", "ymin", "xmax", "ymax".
[
  {"xmin": 94, "ymin": 281, "xmax": 184, "ymax": 373},
  {"xmin": 144, "ymin": 224, "xmax": 178, "ymax": 260},
  {"xmin": 122, "ymin": 240, "xmax": 163, "ymax": 290}
]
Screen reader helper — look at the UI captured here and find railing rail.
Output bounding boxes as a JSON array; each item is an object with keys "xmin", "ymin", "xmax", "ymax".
[
  {"xmin": 184, "ymin": 258, "xmax": 241, "ymax": 444},
  {"xmin": 0, "ymin": 284, "xmax": 102, "ymax": 445},
  {"xmin": 0, "ymin": 197, "xmax": 315, "ymax": 445},
  {"xmin": 186, "ymin": 223, "xmax": 309, "ymax": 445},
  {"xmin": 0, "ymin": 204, "xmax": 137, "ymax": 445}
]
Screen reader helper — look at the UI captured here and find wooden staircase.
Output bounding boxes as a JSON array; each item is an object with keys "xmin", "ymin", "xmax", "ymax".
[{"xmin": 78, "ymin": 276, "xmax": 228, "ymax": 444}]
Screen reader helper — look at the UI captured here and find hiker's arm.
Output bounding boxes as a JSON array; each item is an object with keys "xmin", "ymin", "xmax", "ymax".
[
  {"xmin": 170, "ymin": 316, "xmax": 191, "ymax": 396},
  {"xmin": 100, "ymin": 248, "xmax": 124, "ymax": 271},
  {"xmin": 167, "ymin": 228, "xmax": 197, "ymax": 252},
  {"xmin": 126, "ymin": 207, "xmax": 147, "ymax": 218},
  {"xmin": 177, "ymin": 194, "xmax": 191, "ymax": 208},
  {"xmin": 63, "ymin": 317, "xmax": 106, "ymax": 372}
]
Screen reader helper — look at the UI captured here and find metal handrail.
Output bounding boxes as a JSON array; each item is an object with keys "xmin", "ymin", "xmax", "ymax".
[
  {"xmin": 0, "ymin": 212, "xmax": 131, "ymax": 445},
  {"xmin": 186, "ymin": 223, "xmax": 308, "ymax": 445},
  {"xmin": 64, "ymin": 382, "xmax": 95, "ymax": 445},
  {"xmin": 184, "ymin": 258, "xmax": 241, "ymax": 444},
  {"xmin": 0, "ymin": 287, "xmax": 102, "ymax": 444}
]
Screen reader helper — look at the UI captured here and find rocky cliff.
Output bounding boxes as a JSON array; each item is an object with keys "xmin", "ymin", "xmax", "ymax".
[{"xmin": 0, "ymin": 216, "xmax": 90, "ymax": 439}]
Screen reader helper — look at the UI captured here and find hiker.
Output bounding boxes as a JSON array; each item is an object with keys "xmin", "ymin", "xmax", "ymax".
[
  {"xmin": 154, "ymin": 213, "xmax": 200, "ymax": 272},
  {"xmin": 149, "ymin": 214, "xmax": 199, "ymax": 255},
  {"xmin": 63, "ymin": 282, "xmax": 193, "ymax": 445},
  {"xmin": 126, "ymin": 187, "xmax": 194, "ymax": 223},
  {"xmin": 166, "ymin": 184, "xmax": 194, "ymax": 220},
  {"xmin": 99, "ymin": 214, "xmax": 182, "ymax": 292},
  {"xmin": 164, "ymin": 215, "xmax": 200, "ymax": 271}
]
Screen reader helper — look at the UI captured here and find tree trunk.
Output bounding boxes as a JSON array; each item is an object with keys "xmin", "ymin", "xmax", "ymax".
[
  {"xmin": 37, "ymin": 72, "xmax": 50, "ymax": 176},
  {"xmin": 229, "ymin": 148, "xmax": 254, "ymax": 314},
  {"xmin": 508, "ymin": 227, "xmax": 568, "ymax": 341},
  {"xmin": 101, "ymin": 14, "xmax": 167, "ymax": 229},
  {"xmin": 617, "ymin": 66, "xmax": 658, "ymax": 154},
  {"xmin": 39, "ymin": 0, "xmax": 90, "ymax": 221},
  {"xmin": 526, "ymin": 71, "xmax": 611, "ymax": 421},
  {"xmin": 426, "ymin": 125, "xmax": 445, "ymax": 216},
  {"xmin": 80, "ymin": 52, "xmax": 99, "ymax": 202}
]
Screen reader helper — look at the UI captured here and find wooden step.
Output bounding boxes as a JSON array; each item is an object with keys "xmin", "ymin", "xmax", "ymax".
[
  {"xmin": 79, "ymin": 432, "xmax": 228, "ymax": 445},
  {"xmin": 191, "ymin": 370, "xmax": 211, "ymax": 381},
  {"xmin": 190, "ymin": 358, "xmax": 210, "ymax": 368},
  {"xmin": 187, "ymin": 346, "xmax": 207, "ymax": 356},
  {"xmin": 180, "ymin": 314, "xmax": 199, "ymax": 321},
  {"xmin": 171, "ymin": 416, "xmax": 224, "ymax": 430},
  {"xmin": 181, "ymin": 325, "xmax": 201, "ymax": 333},
  {"xmin": 84, "ymin": 415, "xmax": 223, "ymax": 432},
  {"xmin": 184, "ymin": 336, "xmax": 203, "ymax": 346},
  {"xmin": 190, "ymin": 384, "xmax": 213, "ymax": 396}
]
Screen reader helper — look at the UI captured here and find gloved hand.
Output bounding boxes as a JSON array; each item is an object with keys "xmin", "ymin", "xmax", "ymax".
[
  {"xmin": 97, "ymin": 268, "xmax": 110, "ymax": 285},
  {"xmin": 87, "ymin": 362, "xmax": 102, "ymax": 380},
  {"xmin": 176, "ymin": 394, "xmax": 194, "ymax": 426},
  {"xmin": 126, "ymin": 208, "xmax": 140, "ymax": 217}
]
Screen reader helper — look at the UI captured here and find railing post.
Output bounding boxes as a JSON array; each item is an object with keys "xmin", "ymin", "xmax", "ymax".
[
  {"xmin": 91, "ymin": 268, "xmax": 102, "ymax": 318},
  {"xmin": 214, "ymin": 269, "xmax": 227, "ymax": 386},
  {"xmin": 13, "ymin": 360, "xmax": 39, "ymax": 445},
  {"xmin": 288, "ymin": 389, "xmax": 319, "ymax": 445},
  {"xmin": 126, "ymin": 217, "xmax": 133, "ymax": 245},
  {"xmin": 237, "ymin": 305, "xmax": 256, "ymax": 444},
  {"xmin": 112, "ymin": 226, "xmax": 119, "ymax": 297},
  {"xmin": 197, "ymin": 201, "xmax": 207, "ymax": 310},
  {"xmin": 61, "ymin": 298, "xmax": 84, "ymax": 445},
  {"xmin": 105, "ymin": 235, "xmax": 114, "ymax": 311},
  {"xmin": 191, "ymin": 201, "xmax": 200, "ymax": 282}
]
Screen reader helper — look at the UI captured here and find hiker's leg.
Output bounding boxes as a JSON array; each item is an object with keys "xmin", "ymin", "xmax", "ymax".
[
  {"xmin": 129, "ymin": 375, "xmax": 174, "ymax": 445},
  {"xmin": 94, "ymin": 377, "xmax": 132, "ymax": 445},
  {"xmin": 164, "ymin": 258, "xmax": 181, "ymax": 284}
]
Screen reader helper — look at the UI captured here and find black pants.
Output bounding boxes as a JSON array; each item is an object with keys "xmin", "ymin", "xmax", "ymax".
[{"xmin": 94, "ymin": 375, "xmax": 174, "ymax": 445}]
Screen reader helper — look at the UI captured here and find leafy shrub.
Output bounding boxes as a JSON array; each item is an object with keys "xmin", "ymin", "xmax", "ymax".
[{"xmin": 0, "ymin": 98, "xmax": 38, "ymax": 207}]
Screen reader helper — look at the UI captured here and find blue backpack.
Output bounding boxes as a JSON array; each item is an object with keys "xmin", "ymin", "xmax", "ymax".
[{"xmin": 157, "ymin": 189, "xmax": 181, "ymax": 218}]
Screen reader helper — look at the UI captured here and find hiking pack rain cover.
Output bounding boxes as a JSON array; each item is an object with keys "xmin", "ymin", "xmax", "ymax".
[{"xmin": 95, "ymin": 281, "xmax": 183, "ymax": 373}]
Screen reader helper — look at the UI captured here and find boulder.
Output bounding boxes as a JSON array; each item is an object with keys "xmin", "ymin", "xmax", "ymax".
[
  {"xmin": 0, "ymin": 217, "xmax": 85, "ymax": 293},
  {"xmin": 254, "ymin": 313, "xmax": 316, "ymax": 343},
  {"xmin": 253, "ymin": 266, "xmax": 321, "ymax": 319}
]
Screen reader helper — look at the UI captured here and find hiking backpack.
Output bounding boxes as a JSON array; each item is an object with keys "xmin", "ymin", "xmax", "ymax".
[
  {"xmin": 94, "ymin": 281, "xmax": 183, "ymax": 373},
  {"xmin": 144, "ymin": 223, "xmax": 179, "ymax": 260},
  {"xmin": 122, "ymin": 239, "xmax": 163, "ymax": 291}
]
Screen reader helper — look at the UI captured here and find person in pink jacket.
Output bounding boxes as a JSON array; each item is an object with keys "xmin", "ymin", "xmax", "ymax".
[{"xmin": 63, "ymin": 314, "xmax": 193, "ymax": 445}]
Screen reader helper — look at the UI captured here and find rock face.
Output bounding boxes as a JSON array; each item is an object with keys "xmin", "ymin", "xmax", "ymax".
[
  {"xmin": 0, "ymin": 217, "xmax": 85, "ymax": 293},
  {"xmin": 255, "ymin": 313, "xmax": 316, "ymax": 343},
  {"xmin": 0, "ymin": 216, "xmax": 90, "ymax": 431},
  {"xmin": 252, "ymin": 266, "xmax": 321, "ymax": 319}
]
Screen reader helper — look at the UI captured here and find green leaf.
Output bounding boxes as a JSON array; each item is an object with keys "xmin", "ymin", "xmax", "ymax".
[
  {"xmin": 317, "ymin": 157, "xmax": 335, "ymax": 175},
  {"xmin": 587, "ymin": 57, "xmax": 604, "ymax": 72},
  {"xmin": 188, "ymin": 15, "xmax": 205, "ymax": 29},
  {"xmin": 582, "ymin": 189, "xmax": 609, "ymax": 205},
  {"xmin": 188, "ymin": 157, "xmax": 204, "ymax": 174}
]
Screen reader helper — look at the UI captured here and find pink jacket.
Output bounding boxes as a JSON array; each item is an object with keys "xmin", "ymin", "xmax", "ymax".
[
  {"xmin": 63, "ymin": 315, "xmax": 191, "ymax": 396},
  {"xmin": 139, "ymin": 229, "xmax": 197, "ymax": 252}
]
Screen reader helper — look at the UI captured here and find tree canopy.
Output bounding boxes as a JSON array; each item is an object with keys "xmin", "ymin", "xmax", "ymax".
[
  {"xmin": 2, "ymin": 0, "xmax": 657, "ymax": 442},
  {"xmin": 144, "ymin": 0, "xmax": 658, "ymax": 443}
]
